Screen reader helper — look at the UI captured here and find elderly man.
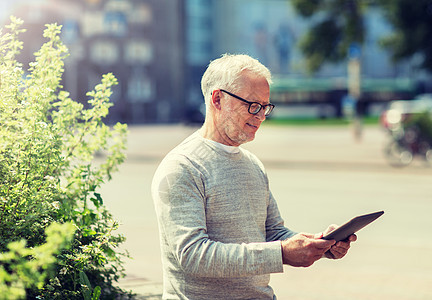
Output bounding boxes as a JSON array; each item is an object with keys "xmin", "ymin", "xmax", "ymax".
[{"xmin": 152, "ymin": 54, "xmax": 356, "ymax": 299}]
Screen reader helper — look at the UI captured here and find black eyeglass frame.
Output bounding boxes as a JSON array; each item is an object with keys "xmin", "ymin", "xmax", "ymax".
[{"xmin": 219, "ymin": 89, "xmax": 275, "ymax": 117}]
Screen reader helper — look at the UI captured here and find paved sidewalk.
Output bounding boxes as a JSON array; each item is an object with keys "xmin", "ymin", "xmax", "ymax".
[{"xmin": 117, "ymin": 276, "xmax": 162, "ymax": 299}]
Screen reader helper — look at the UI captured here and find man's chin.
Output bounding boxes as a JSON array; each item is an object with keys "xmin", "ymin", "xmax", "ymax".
[{"xmin": 237, "ymin": 132, "xmax": 255, "ymax": 145}]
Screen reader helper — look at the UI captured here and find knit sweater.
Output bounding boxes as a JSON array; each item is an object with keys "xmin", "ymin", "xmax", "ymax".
[{"xmin": 152, "ymin": 131, "xmax": 296, "ymax": 299}]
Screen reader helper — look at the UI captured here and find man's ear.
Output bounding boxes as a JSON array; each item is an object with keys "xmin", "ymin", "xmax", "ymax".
[{"xmin": 211, "ymin": 89, "xmax": 222, "ymax": 111}]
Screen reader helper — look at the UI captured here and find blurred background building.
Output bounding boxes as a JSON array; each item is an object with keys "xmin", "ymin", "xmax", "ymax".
[{"xmin": 1, "ymin": 0, "xmax": 431, "ymax": 124}]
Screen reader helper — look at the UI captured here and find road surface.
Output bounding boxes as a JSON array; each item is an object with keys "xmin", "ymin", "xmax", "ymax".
[{"xmin": 99, "ymin": 124, "xmax": 432, "ymax": 299}]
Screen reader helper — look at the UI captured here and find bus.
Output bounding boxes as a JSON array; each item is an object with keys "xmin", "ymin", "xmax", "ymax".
[{"xmin": 269, "ymin": 77, "xmax": 416, "ymax": 119}]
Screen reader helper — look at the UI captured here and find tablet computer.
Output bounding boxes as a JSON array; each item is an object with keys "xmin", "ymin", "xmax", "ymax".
[{"xmin": 322, "ymin": 211, "xmax": 384, "ymax": 242}]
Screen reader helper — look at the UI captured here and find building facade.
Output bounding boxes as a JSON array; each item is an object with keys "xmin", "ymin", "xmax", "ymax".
[
  {"xmin": 8, "ymin": 0, "xmax": 186, "ymax": 124},
  {"xmin": 3, "ymin": 0, "xmax": 431, "ymax": 123}
]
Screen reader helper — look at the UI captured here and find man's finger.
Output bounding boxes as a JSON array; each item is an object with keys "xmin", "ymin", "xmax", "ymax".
[{"xmin": 313, "ymin": 239, "xmax": 335, "ymax": 250}]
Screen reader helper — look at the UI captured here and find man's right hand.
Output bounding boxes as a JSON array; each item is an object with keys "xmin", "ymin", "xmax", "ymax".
[{"xmin": 281, "ymin": 233, "xmax": 335, "ymax": 267}]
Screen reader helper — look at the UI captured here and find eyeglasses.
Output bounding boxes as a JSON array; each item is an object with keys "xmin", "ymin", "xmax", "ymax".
[{"xmin": 219, "ymin": 89, "xmax": 275, "ymax": 117}]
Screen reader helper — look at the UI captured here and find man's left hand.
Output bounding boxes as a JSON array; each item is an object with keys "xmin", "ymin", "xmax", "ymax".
[
  {"xmin": 317, "ymin": 224, "xmax": 357, "ymax": 259},
  {"xmin": 324, "ymin": 234, "xmax": 357, "ymax": 259}
]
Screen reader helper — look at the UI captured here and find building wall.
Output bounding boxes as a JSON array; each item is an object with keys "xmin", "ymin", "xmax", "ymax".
[{"xmin": 6, "ymin": 0, "xmax": 186, "ymax": 124}]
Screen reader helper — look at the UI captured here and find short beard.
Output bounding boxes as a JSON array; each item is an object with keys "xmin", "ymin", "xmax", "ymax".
[{"xmin": 222, "ymin": 119, "xmax": 253, "ymax": 146}]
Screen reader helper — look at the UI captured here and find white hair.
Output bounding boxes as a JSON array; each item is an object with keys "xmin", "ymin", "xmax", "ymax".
[{"xmin": 200, "ymin": 53, "xmax": 272, "ymax": 106}]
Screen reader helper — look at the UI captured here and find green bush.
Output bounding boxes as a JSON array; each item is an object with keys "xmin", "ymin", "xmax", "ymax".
[
  {"xmin": 404, "ymin": 111, "xmax": 432, "ymax": 140},
  {"xmin": 0, "ymin": 16, "xmax": 131, "ymax": 299},
  {"xmin": 0, "ymin": 222, "xmax": 75, "ymax": 300}
]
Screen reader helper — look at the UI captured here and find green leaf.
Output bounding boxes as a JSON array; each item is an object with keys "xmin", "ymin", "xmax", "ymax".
[
  {"xmin": 79, "ymin": 271, "xmax": 92, "ymax": 300},
  {"xmin": 92, "ymin": 286, "xmax": 101, "ymax": 300}
]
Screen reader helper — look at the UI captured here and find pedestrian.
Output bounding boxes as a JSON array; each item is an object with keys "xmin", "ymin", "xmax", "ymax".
[{"xmin": 152, "ymin": 53, "xmax": 356, "ymax": 299}]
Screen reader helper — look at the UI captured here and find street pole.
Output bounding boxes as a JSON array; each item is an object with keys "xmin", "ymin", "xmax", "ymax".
[{"xmin": 347, "ymin": 43, "xmax": 362, "ymax": 142}]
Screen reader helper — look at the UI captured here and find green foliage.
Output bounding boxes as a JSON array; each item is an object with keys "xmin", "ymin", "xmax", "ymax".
[
  {"xmin": 0, "ymin": 16, "xmax": 131, "ymax": 299},
  {"xmin": 292, "ymin": 0, "xmax": 367, "ymax": 73},
  {"xmin": 0, "ymin": 222, "xmax": 75, "ymax": 300},
  {"xmin": 404, "ymin": 111, "xmax": 432, "ymax": 140},
  {"xmin": 298, "ymin": 19, "xmax": 343, "ymax": 72},
  {"xmin": 292, "ymin": 0, "xmax": 432, "ymax": 73},
  {"xmin": 80, "ymin": 271, "xmax": 102, "ymax": 300},
  {"xmin": 291, "ymin": 0, "xmax": 322, "ymax": 17},
  {"xmin": 377, "ymin": 0, "xmax": 432, "ymax": 72}
]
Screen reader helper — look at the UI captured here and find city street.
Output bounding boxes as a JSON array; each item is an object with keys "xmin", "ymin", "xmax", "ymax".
[{"xmin": 99, "ymin": 123, "xmax": 432, "ymax": 300}]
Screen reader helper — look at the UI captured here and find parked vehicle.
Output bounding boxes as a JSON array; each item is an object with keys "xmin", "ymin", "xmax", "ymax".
[
  {"xmin": 380, "ymin": 94, "xmax": 432, "ymax": 167},
  {"xmin": 380, "ymin": 94, "xmax": 432, "ymax": 130}
]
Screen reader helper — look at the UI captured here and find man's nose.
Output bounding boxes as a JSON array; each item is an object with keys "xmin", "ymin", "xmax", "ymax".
[{"xmin": 255, "ymin": 108, "xmax": 266, "ymax": 121}]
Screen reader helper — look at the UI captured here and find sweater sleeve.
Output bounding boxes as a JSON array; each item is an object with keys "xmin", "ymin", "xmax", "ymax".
[
  {"xmin": 245, "ymin": 150, "xmax": 297, "ymax": 242},
  {"xmin": 152, "ymin": 155, "xmax": 284, "ymax": 278},
  {"xmin": 265, "ymin": 191, "xmax": 297, "ymax": 242}
]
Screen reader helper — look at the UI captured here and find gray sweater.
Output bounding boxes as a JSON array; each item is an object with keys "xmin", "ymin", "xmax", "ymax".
[{"xmin": 152, "ymin": 131, "xmax": 296, "ymax": 299}]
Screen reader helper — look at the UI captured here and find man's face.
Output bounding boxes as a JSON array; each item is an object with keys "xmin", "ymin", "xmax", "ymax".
[{"xmin": 217, "ymin": 72, "xmax": 270, "ymax": 146}]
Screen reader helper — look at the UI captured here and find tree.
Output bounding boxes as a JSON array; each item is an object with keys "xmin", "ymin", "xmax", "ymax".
[
  {"xmin": 291, "ymin": 0, "xmax": 432, "ymax": 74},
  {"xmin": 291, "ymin": 0, "xmax": 366, "ymax": 73},
  {"xmin": 291, "ymin": 0, "xmax": 368, "ymax": 138},
  {"xmin": 377, "ymin": 0, "xmax": 432, "ymax": 73}
]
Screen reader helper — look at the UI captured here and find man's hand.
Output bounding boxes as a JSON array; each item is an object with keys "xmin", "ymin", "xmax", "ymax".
[
  {"xmin": 321, "ymin": 224, "xmax": 357, "ymax": 259},
  {"xmin": 281, "ymin": 233, "xmax": 335, "ymax": 267}
]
